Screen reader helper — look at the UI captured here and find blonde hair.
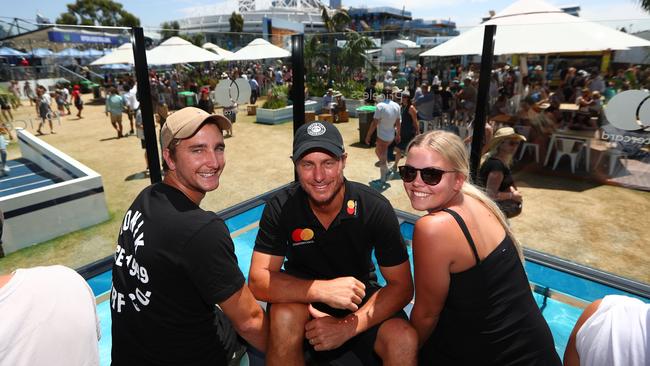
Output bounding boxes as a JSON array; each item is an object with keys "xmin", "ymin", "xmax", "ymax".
[{"xmin": 407, "ymin": 130, "xmax": 524, "ymax": 261}]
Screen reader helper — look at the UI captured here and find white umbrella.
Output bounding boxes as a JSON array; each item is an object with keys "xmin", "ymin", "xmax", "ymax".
[
  {"xmin": 147, "ymin": 37, "xmax": 223, "ymax": 65},
  {"xmin": 202, "ymin": 42, "xmax": 234, "ymax": 58},
  {"xmin": 90, "ymin": 43, "xmax": 136, "ymax": 66},
  {"xmin": 225, "ymin": 38, "xmax": 291, "ymax": 61},
  {"xmin": 421, "ymin": 0, "xmax": 650, "ymax": 56}
]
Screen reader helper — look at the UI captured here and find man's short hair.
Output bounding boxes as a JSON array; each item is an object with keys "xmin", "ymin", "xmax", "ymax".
[{"xmin": 161, "ymin": 107, "xmax": 231, "ymax": 149}]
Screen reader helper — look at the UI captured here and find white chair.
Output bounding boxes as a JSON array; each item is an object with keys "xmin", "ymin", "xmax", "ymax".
[
  {"xmin": 552, "ymin": 138, "xmax": 584, "ymax": 173},
  {"xmin": 515, "ymin": 125, "xmax": 539, "ymax": 163},
  {"xmin": 595, "ymin": 142, "xmax": 628, "ymax": 176}
]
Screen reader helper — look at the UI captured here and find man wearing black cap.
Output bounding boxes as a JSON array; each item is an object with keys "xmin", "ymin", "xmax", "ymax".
[
  {"xmin": 111, "ymin": 107, "xmax": 268, "ymax": 365},
  {"xmin": 249, "ymin": 121, "xmax": 417, "ymax": 366}
]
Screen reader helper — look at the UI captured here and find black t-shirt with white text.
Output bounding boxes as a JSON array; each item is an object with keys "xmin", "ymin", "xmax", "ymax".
[{"xmin": 111, "ymin": 183, "xmax": 245, "ymax": 366}]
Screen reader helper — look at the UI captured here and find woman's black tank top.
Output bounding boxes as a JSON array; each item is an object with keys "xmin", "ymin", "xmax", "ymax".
[{"xmin": 419, "ymin": 208, "xmax": 561, "ymax": 366}]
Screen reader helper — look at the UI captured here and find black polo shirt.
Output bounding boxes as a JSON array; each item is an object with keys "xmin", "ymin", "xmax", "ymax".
[{"xmin": 255, "ymin": 180, "xmax": 408, "ymax": 299}]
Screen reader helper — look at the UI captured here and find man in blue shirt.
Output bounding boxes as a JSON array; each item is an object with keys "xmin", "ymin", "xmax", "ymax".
[{"xmin": 105, "ymin": 87, "xmax": 125, "ymax": 138}]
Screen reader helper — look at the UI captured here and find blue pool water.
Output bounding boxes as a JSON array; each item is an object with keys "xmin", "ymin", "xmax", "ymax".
[{"xmin": 89, "ymin": 203, "xmax": 646, "ymax": 365}]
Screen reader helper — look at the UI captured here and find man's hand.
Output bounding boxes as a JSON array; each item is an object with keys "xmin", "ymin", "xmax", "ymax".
[
  {"xmin": 305, "ymin": 305, "xmax": 357, "ymax": 351},
  {"xmin": 315, "ymin": 277, "xmax": 365, "ymax": 311}
]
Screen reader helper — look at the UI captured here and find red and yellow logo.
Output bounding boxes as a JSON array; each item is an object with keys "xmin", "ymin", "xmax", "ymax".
[
  {"xmin": 346, "ymin": 200, "xmax": 357, "ymax": 216},
  {"xmin": 291, "ymin": 228, "xmax": 315, "ymax": 243}
]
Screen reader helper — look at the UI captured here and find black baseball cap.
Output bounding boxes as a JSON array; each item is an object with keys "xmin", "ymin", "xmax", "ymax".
[{"xmin": 292, "ymin": 121, "xmax": 344, "ymax": 162}]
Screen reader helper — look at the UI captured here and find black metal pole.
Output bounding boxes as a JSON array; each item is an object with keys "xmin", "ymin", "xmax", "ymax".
[
  {"xmin": 469, "ymin": 25, "xmax": 496, "ymax": 184},
  {"xmin": 291, "ymin": 34, "xmax": 305, "ymax": 134},
  {"xmin": 132, "ymin": 27, "xmax": 162, "ymax": 183},
  {"xmin": 291, "ymin": 33, "xmax": 305, "ymax": 182}
]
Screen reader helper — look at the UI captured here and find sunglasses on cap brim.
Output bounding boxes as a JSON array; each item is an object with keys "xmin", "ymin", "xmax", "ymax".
[{"xmin": 398, "ymin": 165, "xmax": 455, "ymax": 186}]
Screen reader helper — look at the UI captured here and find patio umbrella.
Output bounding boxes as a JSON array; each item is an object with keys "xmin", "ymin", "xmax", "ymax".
[
  {"xmin": 420, "ymin": 0, "xmax": 650, "ymax": 56},
  {"xmin": 0, "ymin": 47, "xmax": 27, "ymax": 57},
  {"xmin": 29, "ymin": 48, "xmax": 54, "ymax": 57},
  {"xmin": 90, "ymin": 43, "xmax": 137, "ymax": 66},
  {"xmin": 224, "ymin": 38, "xmax": 290, "ymax": 61},
  {"xmin": 100, "ymin": 64, "xmax": 132, "ymax": 70},
  {"xmin": 55, "ymin": 48, "xmax": 84, "ymax": 57},
  {"xmin": 147, "ymin": 37, "xmax": 223, "ymax": 65},
  {"xmin": 202, "ymin": 42, "xmax": 234, "ymax": 58}
]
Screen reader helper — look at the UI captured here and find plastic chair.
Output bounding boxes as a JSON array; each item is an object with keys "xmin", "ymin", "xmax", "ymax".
[
  {"xmin": 552, "ymin": 138, "xmax": 584, "ymax": 173},
  {"xmin": 515, "ymin": 125, "xmax": 539, "ymax": 163},
  {"xmin": 595, "ymin": 142, "xmax": 628, "ymax": 176}
]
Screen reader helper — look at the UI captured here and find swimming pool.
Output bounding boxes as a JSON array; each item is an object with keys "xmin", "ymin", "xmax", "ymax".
[{"xmin": 83, "ymin": 194, "xmax": 650, "ymax": 365}]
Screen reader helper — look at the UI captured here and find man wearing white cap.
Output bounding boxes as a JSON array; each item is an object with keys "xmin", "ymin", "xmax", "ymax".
[{"xmin": 111, "ymin": 107, "xmax": 268, "ymax": 365}]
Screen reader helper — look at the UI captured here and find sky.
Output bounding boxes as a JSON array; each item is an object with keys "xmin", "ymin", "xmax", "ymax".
[{"xmin": 4, "ymin": 0, "xmax": 650, "ymax": 33}]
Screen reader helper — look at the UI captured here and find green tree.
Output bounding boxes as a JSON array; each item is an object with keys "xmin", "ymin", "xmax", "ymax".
[
  {"xmin": 339, "ymin": 32, "xmax": 377, "ymax": 79},
  {"xmin": 55, "ymin": 0, "xmax": 140, "ymax": 27},
  {"xmin": 642, "ymin": 0, "xmax": 650, "ymax": 11},
  {"xmin": 229, "ymin": 12, "xmax": 244, "ymax": 48},
  {"xmin": 179, "ymin": 33, "xmax": 204, "ymax": 47},
  {"xmin": 160, "ymin": 21, "xmax": 180, "ymax": 41},
  {"xmin": 320, "ymin": 6, "xmax": 351, "ymax": 82}
]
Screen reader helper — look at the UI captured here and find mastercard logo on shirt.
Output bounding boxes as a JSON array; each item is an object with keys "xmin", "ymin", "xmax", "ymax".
[
  {"xmin": 346, "ymin": 200, "xmax": 357, "ymax": 216},
  {"xmin": 291, "ymin": 228, "xmax": 315, "ymax": 245}
]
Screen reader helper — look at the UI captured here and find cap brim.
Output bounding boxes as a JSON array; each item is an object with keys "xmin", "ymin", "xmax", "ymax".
[{"xmin": 292, "ymin": 141, "xmax": 343, "ymax": 162}]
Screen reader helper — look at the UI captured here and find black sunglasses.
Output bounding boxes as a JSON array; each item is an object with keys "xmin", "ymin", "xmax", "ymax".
[{"xmin": 398, "ymin": 165, "xmax": 455, "ymax": 185}]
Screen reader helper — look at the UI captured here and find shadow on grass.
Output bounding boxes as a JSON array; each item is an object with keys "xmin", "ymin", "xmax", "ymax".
[{"xmin": 125, "ymin": 171, "xmax": 149, "ymax": 181}]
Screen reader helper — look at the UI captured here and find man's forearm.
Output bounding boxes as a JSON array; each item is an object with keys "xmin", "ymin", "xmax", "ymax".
[
  {"xmin": 250, "ymin": 270, "xmax": 321, "ymax": 304},
  {"xmin": 348, "ymin": 282, "xmax": 412, "ymax": 336},
  {"xmin": 235, "ymin": 306, "xmax": 269, "ymax": 353}
]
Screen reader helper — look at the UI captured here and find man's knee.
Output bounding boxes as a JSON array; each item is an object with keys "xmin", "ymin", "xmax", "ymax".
[
  {"xmin": 374, "ymin": 318, "xmax": 418, "ymax": 360},
  {"xmin": 270, "ymin": 303, "xmax": 309, "ymax": 340}
]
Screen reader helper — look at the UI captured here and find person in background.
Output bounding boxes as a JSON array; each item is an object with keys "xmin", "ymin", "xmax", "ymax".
[
  {"xmin": 478, "ymin": 127, "xmax": 525, "ymax": 218},
  {"xmin": 54, "ymin": 90, "xmax": 65, "ymax": 117},
  {"xmin": 0, "ymin": 265, "xmax": 100, "ymax": 366},
  {"xmin": 223, "ymin": 98, "xmax": 237, "ymax": 138},
  {"xmin": 72, "ymin": 84, "xmax": 83, "ymax": 118},
  {"xmin": 249, "ymin": 76, "xmax": 260, "ymax": 105},
  {"xmin": 23, "ymin": 81, "xmax": 35, "ymax": 107},
  {"xmin": 391, "ymin": 90, "xmax": 419, "ymax": 177},
  {"xmin": 366, "ymin": 87, "xmax": 401, "ymax": 190},
  {"xmin": 401, "ymin": 130, "xmax": 561, "ymax": 365},
  {"xmin": 197, "ymin": 88, "xmax": 214, "ymax": 114},
  {"xmin": 563, "ymin": 295, "xmax": 649, "ymax": 366},
  {"xmin": 35, "ymin": 85, "xmax": 55, "ymax": 135},
  {"xmin": 123, "ymin": 82, "xmax": 139, "ymax": 136},
  {"xmin": 0, "ymin": 133, "xmax": 9, "ymax": 174},
  {"xmin": 364, "ymin": 78, "xmax": 378, "ymax": 106},
  {"xmin": 105, "ymin": 87, "xmax": 125, "ymax": 139}
]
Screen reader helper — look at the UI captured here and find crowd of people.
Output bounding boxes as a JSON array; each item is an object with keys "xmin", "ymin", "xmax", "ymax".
[{"xmin": 1, "ymin": 59, "xmax": 649, "ymax": 365}]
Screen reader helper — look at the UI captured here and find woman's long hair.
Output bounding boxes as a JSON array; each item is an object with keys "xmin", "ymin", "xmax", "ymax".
[{"xmin": 407, "ymin": 130, "xmax": 524, "ymax": 261}]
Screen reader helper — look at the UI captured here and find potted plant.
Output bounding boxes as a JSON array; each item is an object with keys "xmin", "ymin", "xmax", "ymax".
[{"xmin": 256, "ymin": 85, "xmax": 318, "ymax": 124}]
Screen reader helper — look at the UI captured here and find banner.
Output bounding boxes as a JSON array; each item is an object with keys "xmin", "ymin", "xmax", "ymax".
[{"xmin": 48, "ymin": 30, "xmax": 129, "ymax": 45}]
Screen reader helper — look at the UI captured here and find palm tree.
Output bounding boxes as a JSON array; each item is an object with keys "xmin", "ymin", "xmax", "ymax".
[
  {"xmin": 339, "ymin": 32, "xmax": 378, "ymax": 78},
  {"xmin": 320, "ymin": 6, "xmax": 351, "ymax": 82},
  {"xmin": 642, "ymin": 0, "xmax": 650, "ymax": 12},
  {"xmin": 229, "ymin": 12, "xmax": 244, "ymax": 48}
]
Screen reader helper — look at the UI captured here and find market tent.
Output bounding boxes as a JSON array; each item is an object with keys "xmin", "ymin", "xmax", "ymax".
[
  {"xmin": 0, "ymin": 47, "xmax": 27, "ymax": 57},
  {"xmin": 90, "ymin": 43, "xmax": 136, "ymax": 66},
  {"xmin": 55, "ymin": 48, "xmax": 84, "ymax": 57},
  {"xmin": 81, "ymin": 49, "xmax": 105, "ymax": 58},
  {"xmin": 29, "ymin": 48, "xmax": 54, "ymax": 57},
  {"xmin": 202, "ymin": 42, "xmax": 234, "ymax": 58},
  {"xmin": 421, "ymin": 0, "xmax": 650, "ymax": 56},
  {"xmin": 224, "ymin": 38, "xmax": 290, "ymax": 61},
  {"xmin": 147, "ymin": 37, "xmax": 223, "ymax": 65}
]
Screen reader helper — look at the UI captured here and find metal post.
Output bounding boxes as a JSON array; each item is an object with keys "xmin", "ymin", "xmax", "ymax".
[
  {"xmin": 291, "ymin": 34, "xmax": 305, "ymax": 134},
  {"xmin": 291, "ymin": 33, "xmax": 305, "ymax": 182},
  {"xmin": 132, "ymin": 27, "xmax": 162, "ymax": 183},
  {"xmin": 469, "ymin": 25, "xmax": 497, "ymax": 184}
]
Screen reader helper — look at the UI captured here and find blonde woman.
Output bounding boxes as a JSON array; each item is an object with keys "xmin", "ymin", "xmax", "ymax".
[{"xmin": 399, "ymin": 130, "xmax": 560, "ymax": 365}]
